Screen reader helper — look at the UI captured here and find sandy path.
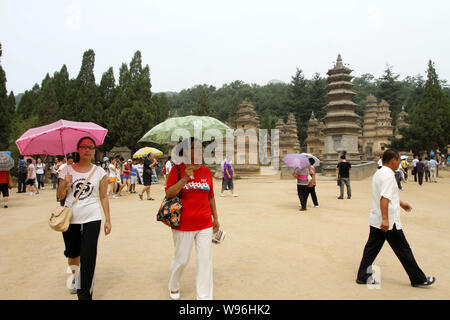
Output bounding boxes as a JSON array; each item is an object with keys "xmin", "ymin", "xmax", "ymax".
[{"xmin": 1, "ymin": 169, "xmax": 449, "ymax": 300}]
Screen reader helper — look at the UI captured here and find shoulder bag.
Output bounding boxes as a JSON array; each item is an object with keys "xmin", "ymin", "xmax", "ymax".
[
  {"xmin": 156, "ymin": 165, "xmax": 182, "ymax": 227},
  {"xmin": 49, "ymin": 166, "xmax": 97, "ymax": 232}
]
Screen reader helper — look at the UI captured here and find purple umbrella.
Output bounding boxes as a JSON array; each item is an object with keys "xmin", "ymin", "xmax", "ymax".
[{"xmin": 282, "ymin": 153, "xmax": 310, "ymax": 169}]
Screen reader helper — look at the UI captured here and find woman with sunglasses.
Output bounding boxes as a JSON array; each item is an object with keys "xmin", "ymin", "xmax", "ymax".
[{"xmin": 57, "ymin": 136, "xmax": 111, "ymax": 300}]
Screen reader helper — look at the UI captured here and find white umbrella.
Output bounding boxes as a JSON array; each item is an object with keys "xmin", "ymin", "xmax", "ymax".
[{"xmin": 301, "ymin": 153, "xmax": 320, "ymax": 167}]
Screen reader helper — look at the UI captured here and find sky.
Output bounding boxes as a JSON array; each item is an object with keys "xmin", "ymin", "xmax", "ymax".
[{"xmin": 1, "ymin": 0, "xmax": 449, "ymax": 95}]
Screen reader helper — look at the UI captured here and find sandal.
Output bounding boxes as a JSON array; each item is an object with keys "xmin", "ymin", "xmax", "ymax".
[{"xmin": 147, "ymin": 197, "xmax": 155, "ymax": 200}]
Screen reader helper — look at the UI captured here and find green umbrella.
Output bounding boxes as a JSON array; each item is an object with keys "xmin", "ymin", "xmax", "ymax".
[{"xmin": 138, "ymin": 116, "xmax": 233, "ymax": 144}]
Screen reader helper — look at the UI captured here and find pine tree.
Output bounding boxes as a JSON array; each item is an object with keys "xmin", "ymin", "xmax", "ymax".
[
  {"xmin": 398, "ymin": 60, "xmax": 450, "ymax": 154},
  {"xmin": 37, "ymin": 79, "xmax": 59, "ymax": 125},
  {"xmin": 376, "ymin": 65, "xmax": 402, "ymax": 125},
  {"xmin": 7, "ymin": 91, "xmax": 16, "ymax": 115},
  {"xmin": 0, "ymin": 42, "xmax": 10, "ymax": 150},
  {"xmin": 77, "ymin": 49, "xmax": 96, "ymax": 85},
  {"xmin": 193, "ymin": 88, "xmax": 212, "ymax": 116}
]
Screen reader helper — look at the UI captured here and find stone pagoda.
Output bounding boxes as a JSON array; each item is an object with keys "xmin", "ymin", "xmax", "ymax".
[
  {"xmin": 230, "ymin": 102, "xmax": 261, "ymax": 175},
  {"xmin": 361, "ymin": 94, "xmax": 378, "ymax": 159},
  {"xmin": 322, "ymin": 54, "xmax": 362, "ymax": 174},
  {"xmin": 276, "ymin": 113, "xmax": 301, "ymax": 159},
  {"xmin": 235, "ymin": 102, "xmax": 260, "ymax": 130},
  {"xmin": 374, "ymin": 99, "xmax": 394, "ymax": 155},
  {"xmin": 395, "ymin": 105, "xmax": 408, "ymax": 139},
  {"xmin": 305, "ymin": 111, "xmax": 325, "ymax": 156}
]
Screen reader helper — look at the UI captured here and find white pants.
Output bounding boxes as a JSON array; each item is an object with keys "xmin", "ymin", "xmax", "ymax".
[
  {"xmin": 430, "ymin": 167, "xmax": 437, "ymax": 182},
  {"xmin": 169, "ymin": 227, "xmax": 213, "ymax": 300}
]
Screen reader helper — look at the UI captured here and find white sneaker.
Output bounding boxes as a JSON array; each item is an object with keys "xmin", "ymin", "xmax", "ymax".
[
  {"xmin": 314, "ymin": 205, "xmax": 319, "ymax": 208},
  {"xmin": 42, "ymin": 187, "xmax": 45, "ymax": 190},
  {"xmin": 66, "ymin": 274, "xmax": 77, "ymax": 294},
  {"xmin": 169, "ymin": 290, "xmax": 180, "ymax": 300},
  {"xmin": 232, "ymin": 194, "xmax": 239, "ymax": 197},
  {"xmin": 112, "ymin": 195, "xmax": 119, "ymax": 199},
  {"xmin": 220, "ymin": 194, "xmax": 225, "ymax": 197}
]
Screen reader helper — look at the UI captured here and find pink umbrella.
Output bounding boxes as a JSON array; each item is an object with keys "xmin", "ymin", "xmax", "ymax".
[
  {"xmin": 282, "ymin": 153, "xmax": 310, "ymax": 170},
  {"xmin": 16, "ymin": 120, "xmax": 108, "ymax": 156}
]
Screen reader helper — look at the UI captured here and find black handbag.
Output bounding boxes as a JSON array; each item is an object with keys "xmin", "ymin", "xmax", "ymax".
[{"xmin": 156, "ymin": 165, "xmax": 182, "ymax": 227}]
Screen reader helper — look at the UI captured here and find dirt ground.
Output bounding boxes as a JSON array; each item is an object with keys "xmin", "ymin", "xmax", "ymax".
[{"xmin": 1, "ymin": 168, "xmax": 449, "ymax": 300}]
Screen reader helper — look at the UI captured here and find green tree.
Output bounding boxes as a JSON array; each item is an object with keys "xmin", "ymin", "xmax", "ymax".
[
  {"xmin": 397, "ymin": 60, "xmax": 450, "ymax": 154},
  {"xmin": 193, "ymin": 87, "xmax": 213, "ymax": 116},
  {"xmin": 376, "ymin": 65, "xmax": 402, "ymax": 125},
  {"xmin": 0, "ymin": 43, "xmax": 11, "ymax": 150},
  {"xmin": 7, "ymin": 91, "xmax": 16, "ymax": 115},
  {"xmin": 37, "ymin": 79, "xmax": 59, "ymax": 125}
]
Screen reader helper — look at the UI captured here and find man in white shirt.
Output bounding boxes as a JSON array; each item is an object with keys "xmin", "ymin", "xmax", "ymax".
[
  {"xmin": 428, "ymin": 157, "xmax": 438, "ymax": 183},
  {"xmin": 356, "ymin": 149, "xmax": 435, "ymax": 287},
  {"xmin": 412, "ymin": 155, "xmax": 419, "ymax": 182}
]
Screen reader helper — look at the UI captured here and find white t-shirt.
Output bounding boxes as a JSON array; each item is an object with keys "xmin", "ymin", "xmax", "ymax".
[
  {"xmin": 377, "ymin": 159, "xmax": 382, "ymax": 167},
  {"xmin": 108, "ymin": 163, "xmax": 116, "ymax": 178},
  {"xmin": 36, "ymin": 163, "xmax": 45, "ymax": 174},
  {"xmin": 59, "ymin": 165, "xmax": 107, "ymax": 224},
  {"xmin": 165, "ymin": 161, "xmax": 173, "ymax": 175},
  {"xmin": 412, "ymin": 159, "xmax": 419, "ymax": 167},
  {"xmin": 28, "ymin": 164, "xmax": 37, "ymax": 179},
  {"xmin": 369, "ymin": 166, "xmax": 402, "ymax": 230},
  {"xmin": 137, "ymin": 164, "xmax": 143, "ymax": 174}
]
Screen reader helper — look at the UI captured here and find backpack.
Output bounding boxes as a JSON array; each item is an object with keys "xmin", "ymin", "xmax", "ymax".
[{"xmin": 18, "ymin": 160, "xmax": 28, "ymax": 174}]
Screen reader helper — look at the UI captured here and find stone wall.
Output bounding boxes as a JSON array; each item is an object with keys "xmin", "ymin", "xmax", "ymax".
[{"xmin": 348, "ymin": 161, "xmax": 377, "ymax": 180}]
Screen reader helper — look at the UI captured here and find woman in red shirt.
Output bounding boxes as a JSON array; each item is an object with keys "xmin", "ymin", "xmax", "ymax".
[{"xmin": 165, "ymin": 138, "xmax": 220, "ymax": 300}]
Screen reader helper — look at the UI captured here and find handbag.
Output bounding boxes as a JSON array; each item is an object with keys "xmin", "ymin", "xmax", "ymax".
[
  {"xmin": 8, "ymin": 172, "xmax": 13, "ymax": 189},
  {"xmin": 49, "ymin": 166, "xmax": 97, "ymax": 232},
  {"xmin": 157, "ymin": 165, "xmax": 182, "ymax": 227}
]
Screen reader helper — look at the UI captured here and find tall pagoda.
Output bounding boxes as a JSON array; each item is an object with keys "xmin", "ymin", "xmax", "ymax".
[
  {"xmin": 322, "ymin": 54, "xmax": 361, "ymax": 173},
  {"xmin": 361, "ymin": 94, "xmax": 378, "ymax": 158}
]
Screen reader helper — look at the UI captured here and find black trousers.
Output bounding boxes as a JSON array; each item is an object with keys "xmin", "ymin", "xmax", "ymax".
[
  {"xmin": 62, "ymin": 220, "xmax": 101, "ymax": 300},
  {"xmin": 297, "ymin": 185, "xmax": 309, "ymax": 209},
  {"xmin": 306, "ymin": 186, "xmax": 319, "ymax": 206},
  {"xmin": 417, "ymin": 172, "xmax": 424, "ymax": 185},
  {"xmin": 356, "ymin": 225, "xmax": 427, "ymax": 285},
  {"xmin": 395, "ymin": 171, "xmax": 402, "ymax": 190},
  {"xmin": 18, "ymin": 173, "xmax": 27, "ymax": 192}
]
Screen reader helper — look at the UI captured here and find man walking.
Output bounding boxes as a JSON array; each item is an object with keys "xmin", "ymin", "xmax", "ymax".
[
  {"xmin": 356, "ymin": 149, "xmax": 435, "ymax": 287},
  {"xmin": 17, "ymin": 155, "xmax": 27, "ymax": 193},
  {"xmin": 412, "ymin": 156, "xmax": 419, "ymax": 182},
  {"xmin": 416, "ymin": 158, "xmax": 425, "ymax": 186},
  {"xmin": 337, "ymin": 155, "xmax": 351, "ymax": 199},
  {"xmin": 428, "ymin": 157, "xmax": 438, "ymax": 183}
]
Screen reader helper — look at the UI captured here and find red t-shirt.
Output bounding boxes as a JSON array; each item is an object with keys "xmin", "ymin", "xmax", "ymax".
[
  {"xmin": 165, "ymin": 163, "xmax": 214, "ymax": 231},
  {"xmin": 123, "ymin": 164, "xmax": 131, "ymax": 177},
  {"xmin": 0, "ymin": 171, "xmax": 8, "ymax": 184}
]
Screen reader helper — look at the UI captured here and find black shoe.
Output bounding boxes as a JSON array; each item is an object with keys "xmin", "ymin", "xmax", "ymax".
[
  {"xmin": 356, "ymin": 278, "xmax": 378, "ymax": 285},
  {"xmin": 337, "ymin": 197, "xmax": 343, "ymax": 199},
  {"xmin": 347, "ymin": 196, "xmax": 351, "ymax": 199},
  {"xmin": 4, "ymin": 205, "xmax": 7, "ymax": 208},
  {"xmin": 412, "ymin": 276, "xmax": 436, "ymax": 287}
]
